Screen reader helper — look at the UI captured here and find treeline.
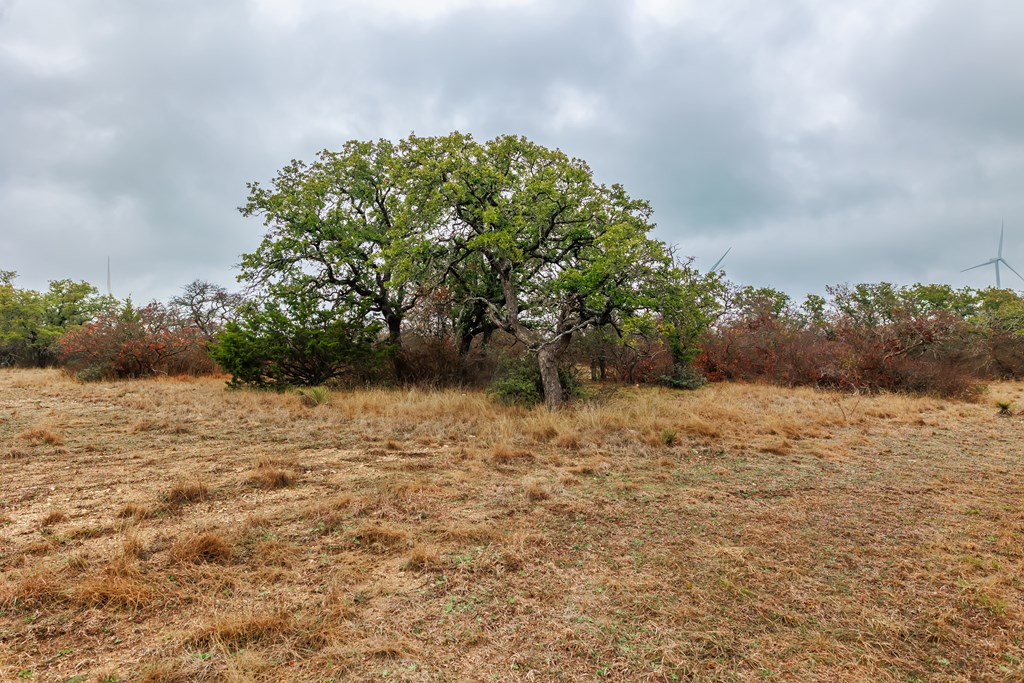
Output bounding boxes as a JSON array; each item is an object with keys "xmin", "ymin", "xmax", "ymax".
[
  {"xmin": 699, "ymin": 282, "xmax": 1024, "ymax": 397},
  {"xmin": 4, "ymin": 270, "xmax": 1024, "ymax": 401},
  {"xmin": 0, "ymin": 274, "xmax": 235, "ymax": 380},
  {"xmin": 3, "ymin": 132, "xmax": 1023, "ymax": 403}
]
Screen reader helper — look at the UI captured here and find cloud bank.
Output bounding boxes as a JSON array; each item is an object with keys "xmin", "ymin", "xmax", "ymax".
[{"xmin": 2, "ymin": 0, "xmax": 1023, "ymax": 301}]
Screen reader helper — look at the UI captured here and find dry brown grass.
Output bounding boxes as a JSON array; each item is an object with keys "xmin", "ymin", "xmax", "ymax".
[
  {"xmin": 164, "ymin": 479, "xmax": 210, "ymax": 506},
  {"xmin": 169, "ymin": 531, "xmax": 233, "ymax": 564},
  {"xmin": 522, "ymin": 476, "xmax": 551, "ymax": 501},
  {"xmin": 247, "ymin": 464, "xmax": 295, "ymax": 489},
  {"xmin": 17, "ymin": 425, "xmax": 63, "ymax": 445},
  {"xmin": 38, "ymin": 509, "xmax": 68, "ymax": 527},
  {"xmin": 3, "ymin": 368, "xmax": 1024, "ymax": 681},
  {"xmin": 403, "ymin": 543, "xmax": 442, "ymax": 571},
  {"xmin": 189, "ymin": 610, "xmax": 292, "ymax": 649},
  {"xmin": 117, "ymin": 502, "xmax": 159, "ymax": 520}
]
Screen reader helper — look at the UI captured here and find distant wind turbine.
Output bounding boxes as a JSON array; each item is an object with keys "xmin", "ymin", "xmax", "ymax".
[
  {"xmin": 961, "ymin": 222, "xmax": 1024, "ymax": 289},
  {"xmin": 709, "ymin": 247, "xmax": 732, "ymax": 272}
]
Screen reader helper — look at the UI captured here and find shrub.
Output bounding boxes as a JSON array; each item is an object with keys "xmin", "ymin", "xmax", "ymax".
[
  {"xmin": 392, "ymin": 332, "xmax": 499, "ymax": 387},
  {"xmin": 57, "ymin": 301, "xmax": 213, "ymax": 379},
  {"xmin": 487, "ymin": 357, "xmax": 583, "ymax": 407},
  {"xmin": 696, "ymin": 283, "xmax": 989, "ymax": 398},
  {"xmin": 210, "ymin": 299, "xmax": 385, "ymax": 389},
  {"xmin": 660, "ymin": 365, "xmax": 707, "ymax": 390}
]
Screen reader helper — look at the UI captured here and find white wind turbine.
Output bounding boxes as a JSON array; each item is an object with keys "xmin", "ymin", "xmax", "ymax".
[
  {"xmin": 961, "ymin": 223, "xmax": 1024, "ymax": 289},
  {"xmin": 708, "ymin": 247, "xmax": 731, "ymax": 272}
]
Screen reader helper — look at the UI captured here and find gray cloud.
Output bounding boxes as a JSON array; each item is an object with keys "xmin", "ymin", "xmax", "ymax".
[{"xmin": 2, "ymin": 0, "xmax": 1024, "ymax": 301}]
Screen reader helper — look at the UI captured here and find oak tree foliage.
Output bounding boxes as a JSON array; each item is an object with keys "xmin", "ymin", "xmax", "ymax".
[{"xmin": 234, "ymin": 132, "xmax": 722, "ymax": 405}]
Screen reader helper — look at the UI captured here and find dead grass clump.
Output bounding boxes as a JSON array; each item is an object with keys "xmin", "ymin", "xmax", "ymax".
[
  {"xmin": 490, "ymin": 443, "xmax": 535, "ymax": 466},
  {"xmin": 443, "ymin": 523, "xmax": 502, "ymax": 544},
  {"xmin": 360, "ymin": 638, "xmax": 415, "ymax": 660},
  {"xmin": 554, "ymin": 431, "xmax": 582, "ymax": 450},
  {"xmin": 17, "ymin": 426, "xmax": 63, "ymax": 445},
  {"xmin": 251, "ymin": 540, "xmax": 296, "ymax": 568},
  {"xmin": 351, "ymin": 523, "xmax": 408, "ymax": 553},
  {"xmin": 39, "ymin": 509, "xmax": 68, "ymax": 527},
  {"xmin": 403, "ymin": 543, "xmax": 442, "ymax": 571},
  {"xmin": 0, "ymin": 568, "xmax": 64, "ymax": 609},
  {"xmin": 3, "ymin": 446, "xmax": 32, "ymax": 459},
  {"xmin": 118, "ymin": 502, "xmax": 159, "ymax": 520},
  {"xmin": 139, "ymin": 661, "xmax": 192, "ymax": 683},
  {"xmin": 74, "ymin": 555, "xmax": 152, "ymax": 611},
  {"xmin": 170, "ymin": 531, "xmax": 233, "ymax": 564},
  {"xmin": 523, "ymin": 477, "xmax": 551, "ymax": 502},
  {"xmin": 248, "ymin": 465, "xmax": 295, "ymax": 490},
  {"xmin": 164, "ymin": 480, "xmax": 211, "ymax": 506},
  {"xmin": 191, "ymin": 610, "xmax": 292, "ymax": 649}
]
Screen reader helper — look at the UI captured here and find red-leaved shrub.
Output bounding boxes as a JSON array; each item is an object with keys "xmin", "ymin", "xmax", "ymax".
[{"xmin": 58, "ymin": 302, "xmax": 215, "ymax": 379}]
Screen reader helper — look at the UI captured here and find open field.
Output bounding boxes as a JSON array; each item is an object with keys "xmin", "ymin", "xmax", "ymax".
[{"xmin": 2, "ymin": 370, "xmax": 1024, "ymax": 682}]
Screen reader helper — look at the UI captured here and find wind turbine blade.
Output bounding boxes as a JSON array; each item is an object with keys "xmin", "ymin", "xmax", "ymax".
[
  {"xmin": 709, "ymin": 247, "xmax": 731, "ymax": 272},
  {"xmin": 961, "ymin": 261, "xmax": 993, "ymax": 273},
  {"xmin": 999, "ymin": 222, "xmax": 1004, "ymax": 258},
  {"xmin": 999, "ymin": 258, "xmax": 1024, "ymax": 283}
]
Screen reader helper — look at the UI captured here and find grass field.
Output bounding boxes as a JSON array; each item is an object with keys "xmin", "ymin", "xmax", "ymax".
[{"xmin": 2, "ymin": 369, "xmax": 1023, "ymax": 682}]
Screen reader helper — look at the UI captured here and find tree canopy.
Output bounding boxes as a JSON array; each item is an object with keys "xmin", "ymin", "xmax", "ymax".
[{"xmin": 236, "ymin": 132, "xmax": 719, "ymax": 407}]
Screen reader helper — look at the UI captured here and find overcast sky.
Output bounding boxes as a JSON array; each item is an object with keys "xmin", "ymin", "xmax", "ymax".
[{"xmin": 2, "ymin": 0, "xmax": 1023, "ymax": 302}]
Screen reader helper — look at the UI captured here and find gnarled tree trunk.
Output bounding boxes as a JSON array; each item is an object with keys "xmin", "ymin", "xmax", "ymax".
[{"xmin": 538, "ymin": 335, "xmax": 572, "ymax": 410}]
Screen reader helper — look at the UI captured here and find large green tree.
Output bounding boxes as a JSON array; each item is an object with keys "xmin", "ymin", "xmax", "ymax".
[
  {"xmin": 239, "ymin": 132, "xmax": 718, "ymax": 406},
  {"xmin": 427, "ymin": 134, "xmax": 701, "ymax": 408},
  {"xmin": 239, "ymin": 139, "xmax": 440, "ymax": 376}
]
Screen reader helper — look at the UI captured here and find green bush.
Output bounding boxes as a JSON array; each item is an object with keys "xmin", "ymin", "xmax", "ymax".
[
  {"xmin": 659, "ymin": 365, "xmax": 707, "ymax": 390},
  {"xmin": 211, "ymin": 299, "xmax": 385, "ymax": 389},
  {"xmin": 487, "ymin": 357, "xmax": 584, "ymax": 407}
]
